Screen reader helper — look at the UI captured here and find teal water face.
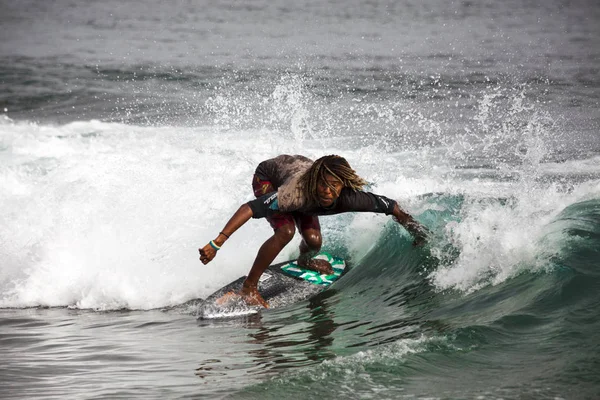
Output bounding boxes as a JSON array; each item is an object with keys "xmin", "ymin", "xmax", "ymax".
[{"xmin": 222, "ymin": 197, "xmax": 600, "ymax": 399}]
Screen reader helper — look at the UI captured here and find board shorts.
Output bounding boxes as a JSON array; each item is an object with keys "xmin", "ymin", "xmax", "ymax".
[{"xmin": 252, "ymin": 174, "xmax": 320, "ymax": 232}]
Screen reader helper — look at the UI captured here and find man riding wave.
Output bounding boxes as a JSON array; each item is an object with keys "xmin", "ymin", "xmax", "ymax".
[{"xmin": 199, "ymin": 154, "xmax": 428, "ymax": 308}]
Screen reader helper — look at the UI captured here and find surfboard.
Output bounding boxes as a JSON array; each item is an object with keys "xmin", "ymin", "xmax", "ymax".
[{"xmin": 197, "ymin": 252, "xmax": 346, "ymax": 320}]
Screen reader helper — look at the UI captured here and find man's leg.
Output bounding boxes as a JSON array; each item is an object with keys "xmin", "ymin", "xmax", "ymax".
[
  {"xmin": 296, "ymin": 217, "xmax": 333, "ymax": 275},
  {"xmin": 299, "ymin": 228, "xmax": 322, "ymax": 256},
  {"xmin": 240, "ymin": 221, "xmax": 295, "ymax": 307},
  {"xmin": 240, "ymin": 175, "xmax": 289, "ymax": 307}
]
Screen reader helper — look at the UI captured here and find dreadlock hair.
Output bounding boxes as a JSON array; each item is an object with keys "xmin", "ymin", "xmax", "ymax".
[{"xmin": 299, "ymin": 155, "xmax": 368, "ymax": 205}]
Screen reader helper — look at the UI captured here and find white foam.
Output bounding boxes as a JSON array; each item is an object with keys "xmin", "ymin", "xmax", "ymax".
[
  {"xmin": 1, "ymin": 119, "xmax": 406, "ymax": 309},
  {"xmin": 0, "ymin": 120, "xmax": 295, "ymax": 309},
  {"xmin": 427, "ymin": 174, "xmax": 600, "ymax": 294},
  {"xmin": 1, "ymin": 84, "xmax": 599, "ymax": 307}
]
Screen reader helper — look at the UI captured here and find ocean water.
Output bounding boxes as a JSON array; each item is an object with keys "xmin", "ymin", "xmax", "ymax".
[{"xmin": 1, "ymin": 0, "xmax": 600, "ymax": 398}]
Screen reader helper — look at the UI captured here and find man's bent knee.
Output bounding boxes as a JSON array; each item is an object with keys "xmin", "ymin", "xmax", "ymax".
[
  {"xmin": 302, "ymin": 229, "xmax": 322, "ymax": 251},
  {"xmin": 274, "ymin": 224, "xmax": 295, "ymax": 245}
]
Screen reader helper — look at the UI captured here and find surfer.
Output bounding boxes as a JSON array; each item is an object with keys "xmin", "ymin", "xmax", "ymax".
[{"xmin": 199, "ymin": 154, "xmax": 428, "ymax": 308}]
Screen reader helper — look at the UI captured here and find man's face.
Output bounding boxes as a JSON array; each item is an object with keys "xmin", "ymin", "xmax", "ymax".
[{"xmin": 316, "ymin": 173, "xmax": 344, "ymax": 207}]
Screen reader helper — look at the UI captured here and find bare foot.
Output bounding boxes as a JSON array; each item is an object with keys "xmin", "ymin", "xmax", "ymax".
[
  {"xmin": 239, "ymin": 283, "xmax": 269, "ymax": 308},
  {"xmin": 215, "ymin": 291, "xmax": 240, "ymax": 306},
  {"xmin": 298, "ymin": 257, "xmax": 334, "ymax": 275}
]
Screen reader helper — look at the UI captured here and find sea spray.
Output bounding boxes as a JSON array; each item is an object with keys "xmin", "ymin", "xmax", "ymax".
[{"xmin": 427, "ymin": 87, "xmax": 571, "ymax": 293}]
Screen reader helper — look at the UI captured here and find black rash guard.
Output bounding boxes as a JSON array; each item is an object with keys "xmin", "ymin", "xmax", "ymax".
[{"xmin": 247, "ymin": 188, "xmax": 397, "ymax": 218}]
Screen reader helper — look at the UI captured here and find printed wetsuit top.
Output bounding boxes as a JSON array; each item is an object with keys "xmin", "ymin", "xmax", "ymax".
[
  {"xmin": 247, "ymin": 188, "xmax": 397, "ymax": 218},
  {"xmin": 254, "ymin": 154, "xmax": 313, "ymax": 189}
]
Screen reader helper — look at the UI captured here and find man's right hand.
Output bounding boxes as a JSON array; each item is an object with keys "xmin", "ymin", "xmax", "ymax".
[{"xmin": 199, "ymin": 243, "xmax": 217, "ymax": 264}]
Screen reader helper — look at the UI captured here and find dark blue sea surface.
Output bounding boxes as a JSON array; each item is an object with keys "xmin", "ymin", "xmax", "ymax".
[{"xmin": 1, "ymin": 0, "xmax": 599, "ymax": 399}]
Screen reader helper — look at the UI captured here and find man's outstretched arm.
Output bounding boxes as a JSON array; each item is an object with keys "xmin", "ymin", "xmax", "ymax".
[
  {"xmin": 334, "ymin": 190, "xmax": 429, "ymax": 246},
  {"xmin": 391, "ymin": 203, "xmax": 429, "ymax": 246},
  {"xmin": 199, "ymin": 204, "xmax": 254, "ymax": 264}
]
